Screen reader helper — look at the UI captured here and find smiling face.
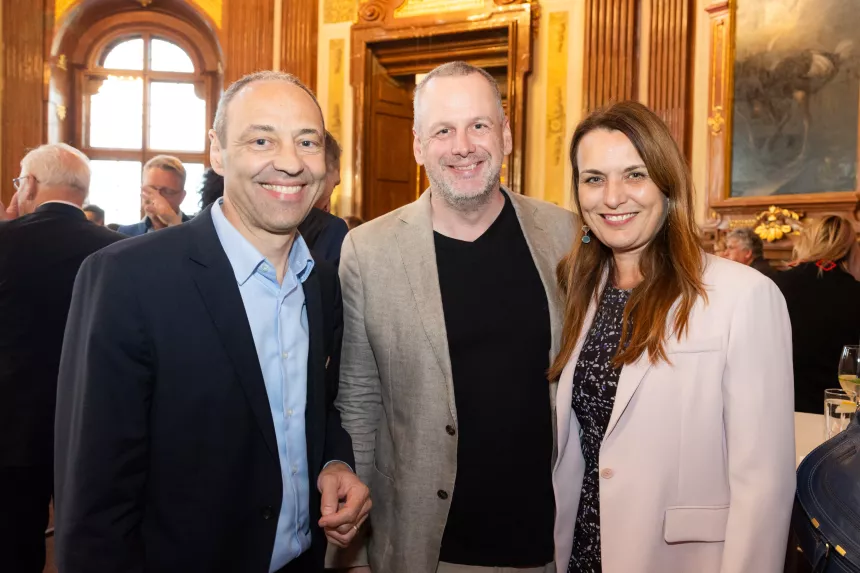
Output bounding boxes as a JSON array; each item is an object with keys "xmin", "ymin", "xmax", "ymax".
[
  {"xmin": 209, "ymin": 79, "xmax": 326, "ymax": 235},
  {"xmin": 576, "ymin": 128, "xmax": 667, "ymax": 257},
  {"xmin": 413, "ymin": 73, "xmax": 512, "ymax": 209}
]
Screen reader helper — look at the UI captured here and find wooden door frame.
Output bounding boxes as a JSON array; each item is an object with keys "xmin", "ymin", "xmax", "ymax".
[{"xmin": 350, "ymin": 1, "xmax": 535, "ymax": 219}]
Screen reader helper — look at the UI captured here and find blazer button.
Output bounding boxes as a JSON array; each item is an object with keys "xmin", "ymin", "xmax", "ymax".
[
  {"xmin": 261, "ymin": 506, "xmax": 275, "ymax": 520},
  {"xmin": 600, "ymin": 468, "xmax": 614, "ymax": 479},
  {"xmin": 437, "ymin": 490, "xmax": 449, "ymax": 500},
  {"xmin": 445, "ymin": 425, "xmax": 456, "ymax": 436}
]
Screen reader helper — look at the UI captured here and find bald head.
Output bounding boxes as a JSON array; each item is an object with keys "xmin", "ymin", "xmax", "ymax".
[{"xmin": 17, "ymin": 143, "xmax": 91, "ymax": 215}]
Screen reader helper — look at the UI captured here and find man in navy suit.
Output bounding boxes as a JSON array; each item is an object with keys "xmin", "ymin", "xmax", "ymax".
[
  {"xmin": 117, "ymin": 155, "xmax": 192, "ymax": 236},
  {"xmin": 0, "ymin": 143, "xmax": 123, "ymax": 573},
  {"xmin": 298, "ymin": 131, "xmax": 349, "ymax": 266},
  {"xmin": 55, "ymin": 71, "xmax": 371, "ymax": 573}
]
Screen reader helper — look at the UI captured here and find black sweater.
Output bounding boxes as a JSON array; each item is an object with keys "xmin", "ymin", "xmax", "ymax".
[{"xmin": 434, "ymin": 195, "xmax": 555, "ymax": 567}]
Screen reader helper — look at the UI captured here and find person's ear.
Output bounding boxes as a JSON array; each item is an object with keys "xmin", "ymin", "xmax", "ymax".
[{"xmin": 209, "ymin": 130, "xmax": 226, "ymax": 176}]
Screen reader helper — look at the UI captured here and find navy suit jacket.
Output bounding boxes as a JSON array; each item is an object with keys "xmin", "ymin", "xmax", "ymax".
[
  {"xmin": 54, "ymin": 207, "xmax": 353, "ymax": 573},
  {"xmin": 117, "ymin": 212, "xmax": 192, "ymax": 236},
  {"xmin": 0, "ymin": 203, "xmax": 123, "ymax": 468},
  {"xmin": 298, "ymin": 208, "xmax": 348, "ymax": 266}
]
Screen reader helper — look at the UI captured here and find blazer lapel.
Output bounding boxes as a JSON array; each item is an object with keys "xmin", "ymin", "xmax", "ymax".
[
  {"xmin": 394, "ymin": 191, "xmax": 457, "ymax": 424},
  {"xmin": 508, "ymin": 189, "xmax": 564, "ymax": 361},
  {"xmin": 185, "ymin": 209, "xmax": 279, "ymax": 461},
  {"xmin": 602, "ymin": 357, "xmax": 652, "ymax": 445},
  {"xmin": 303, "ymin": 269, "xmax": 325, "ymax": 474}
]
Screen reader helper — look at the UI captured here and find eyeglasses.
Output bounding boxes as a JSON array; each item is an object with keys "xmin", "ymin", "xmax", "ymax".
[
  {"xmin": 12, "ymin": 175, "xmax": 35, "ymax": 190},
  {"xmin": 142, "ymin": 184, "xmax": 184, "ymax": 198}
]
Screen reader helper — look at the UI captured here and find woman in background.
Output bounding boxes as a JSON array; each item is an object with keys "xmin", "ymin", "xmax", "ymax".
[
  {"xmin": 551, "ymin": 101, "xmax": 795, "ymax": 573},
  {"xmin": 775, "ymin": 215, "xmax": 860, "ymax": 413}
]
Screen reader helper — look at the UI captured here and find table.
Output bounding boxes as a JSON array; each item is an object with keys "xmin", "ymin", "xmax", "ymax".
[{"xmin": 794, "ymin": 411, "xmax": 826, "ymax": 468}]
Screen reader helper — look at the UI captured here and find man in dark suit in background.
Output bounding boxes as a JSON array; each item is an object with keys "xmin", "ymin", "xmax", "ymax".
[
  {"xmin": 299, "ymin": 132, "xmax": 348, "ymax": 265},
  {"xmin": 0, "ymin": 143, "xmax": 123, "ymax": 573},
  {"xmin": 54, "ymin": 71, "xmax": 370, "ymax": 573},
  {"xmin": 117, "ymin": 155, "xmax": 192, "ymax": 236}
]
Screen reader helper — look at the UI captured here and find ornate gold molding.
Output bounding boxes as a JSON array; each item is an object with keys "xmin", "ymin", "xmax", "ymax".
[
  {"xmin": 394, "ymin": 0, "xmax": 484, "ymax": 18},
  {"xmin": 707, "ymin": 106, "xmax": 725, "ymax": 135},
  {"xmin": 324, "ymin": 0, "xmax": 357, "ymax": 24},
  {"xmin": 753, "ymin": 206, "xmax": 804, "ymax": 242},
  {"xmin": 544, "ymin": 11, "xmax": 568, "ymax": 206}
]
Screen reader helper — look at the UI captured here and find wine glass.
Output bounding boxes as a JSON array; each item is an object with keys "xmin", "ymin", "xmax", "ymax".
[{"xmin": 837, "ymin": 345, "xmax": 860, "ymax": 404}]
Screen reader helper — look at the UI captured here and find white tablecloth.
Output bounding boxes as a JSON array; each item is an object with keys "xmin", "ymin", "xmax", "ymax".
[{"xmin": 794, "ymin": 411, "xmax": 826, "ymax": 468}]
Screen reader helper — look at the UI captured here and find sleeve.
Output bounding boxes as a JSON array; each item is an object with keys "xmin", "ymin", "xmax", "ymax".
[
  {"xmin": 720, "ymin": 276, "xmax": 796, "ymax": 573},
  {"xmin": 328, "ymin": 233, "xmax": 383, "ymax": 568},
  {"xmin": 322, "ymin": 266, "xmax": 356, "ymax": 469},
  {"xmin": 324, "ymin": 217, "xmax": 349, "ymax": 268},
  {"xmin": 53, "ymin": 251, "xmax": 153, "ymax": 573}
]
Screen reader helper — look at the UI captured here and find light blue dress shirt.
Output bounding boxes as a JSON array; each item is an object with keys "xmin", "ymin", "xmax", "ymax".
[{"xmin": 211, "ymin": 199, "xmax": 314, "ymax": 572}]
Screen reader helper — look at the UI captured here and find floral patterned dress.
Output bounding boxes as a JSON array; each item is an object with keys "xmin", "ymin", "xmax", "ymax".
[{"xmin": 567, "ymin": 286, "xmax": 631, "ymax": 573}]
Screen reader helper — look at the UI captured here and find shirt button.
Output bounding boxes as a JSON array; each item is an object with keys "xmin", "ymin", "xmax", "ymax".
[
  {"xmin": 261, "ymin": 264, "xmax": 269, "ymax": 272},
  {"xmin": 282, "ymin": 351, "xmax": 289, "ymax": 359},
  {"xmin": 261, "ymin": 506, "xmax": 275, "ymax": 520},
  {"xmin": 437, "ymin": 490, "xmax": 449, "ymax": 500},
  {"xmin": 287, "ymin": 409, "xmax": 293, "ymax": 417},
  {"xmin": 600, "ymin": 468, "xmax": 615, "ymax": 479},
  {"xmin": 292, "ymin": 465, "xmax": 298, "ymax": 475},
  {"xmin": 445, "ymin": 425, "xmax": 456, "ymax": 436}
]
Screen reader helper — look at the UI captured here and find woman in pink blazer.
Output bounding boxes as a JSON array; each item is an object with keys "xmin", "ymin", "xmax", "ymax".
[{"xmin": 550, "ymin": 102, "xmax": 796, "ymax": 573}]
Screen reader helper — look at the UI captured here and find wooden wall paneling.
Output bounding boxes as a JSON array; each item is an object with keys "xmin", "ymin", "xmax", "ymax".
[
  {"xmin": 583, "ymin": 0, "xmax": 639, "ymax": 113},
  {"xmin": 647, "ymin": 0, "xmax": 693, "ymax": 156},
  {"xmin": 280, "ymin": 0, "xmax": 318, "ymax": 89},
  {"xmin": 223, "ymin": 0, "xmax": 275, "ymax": 85},
  {"xmin": 2, "ymin": 0, "xmax": 47, "ymax": 205}
]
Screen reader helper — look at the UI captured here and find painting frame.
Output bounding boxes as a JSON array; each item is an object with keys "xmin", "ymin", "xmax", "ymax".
[{"xmin": 704, "ymin": 0, "xmax": 860, "ymax": 240}]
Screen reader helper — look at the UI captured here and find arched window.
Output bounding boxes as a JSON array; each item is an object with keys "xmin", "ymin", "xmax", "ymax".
[{"xmin": 80, "ymin": 31, "xmax": 214, "ymax": 225}]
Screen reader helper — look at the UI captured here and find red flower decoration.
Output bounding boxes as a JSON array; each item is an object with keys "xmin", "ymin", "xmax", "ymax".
[{"xmin": 816, "ymin": 259, "xmax": 837, "ymax": 272}]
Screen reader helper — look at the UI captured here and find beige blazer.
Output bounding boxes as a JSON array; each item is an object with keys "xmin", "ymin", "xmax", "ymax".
[
  {"xmin": 334, "ymin": 188, "xmax": 575, "ymax": 572},
  {"xmin": 553, "ymin": 255, "xmax": 796, "ymax": 573}
]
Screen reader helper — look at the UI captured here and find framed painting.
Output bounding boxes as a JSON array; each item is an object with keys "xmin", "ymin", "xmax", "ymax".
[{"xmin": 704, "ymin": 0, "xmax": 860, "ymax": 244}]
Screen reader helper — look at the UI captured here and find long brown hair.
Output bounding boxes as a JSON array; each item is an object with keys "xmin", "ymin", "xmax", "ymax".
[{"xmin": 549, "ymin": 101, "xmax": 706, "ymax": 380}]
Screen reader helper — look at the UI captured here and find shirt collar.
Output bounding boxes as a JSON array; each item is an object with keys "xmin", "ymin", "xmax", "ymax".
[
  {"xmin": 210, "ymin": 198, "xmax": 314, "ymax": 286},
  {"xmin": 42, "ymin": 200, "xmax": 83, "ymax": 211}
]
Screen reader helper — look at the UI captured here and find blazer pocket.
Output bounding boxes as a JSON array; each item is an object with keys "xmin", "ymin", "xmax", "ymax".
[
  {"xmin": 665, "ymin": 336, "xmax": 722, "ymax": 354},
  {"xmin": 663, "ymin": 505, "xmax": 730, "ymax": 543}
]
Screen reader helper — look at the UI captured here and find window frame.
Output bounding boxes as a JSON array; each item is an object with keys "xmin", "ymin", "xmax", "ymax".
[{"xmin": 79, "ymin": 27, "xmax": 213, "ymax": 168}]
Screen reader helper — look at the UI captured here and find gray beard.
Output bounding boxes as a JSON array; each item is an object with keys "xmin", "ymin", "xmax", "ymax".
[{"xmin": 427, "ymin": 163, "xmax": 501, "ymax": 213}]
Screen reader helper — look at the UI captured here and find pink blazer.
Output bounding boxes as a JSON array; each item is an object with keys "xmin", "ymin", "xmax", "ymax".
[{"xmin": 553, "ymin": 255, "xmax": 796, "ymax": 573}]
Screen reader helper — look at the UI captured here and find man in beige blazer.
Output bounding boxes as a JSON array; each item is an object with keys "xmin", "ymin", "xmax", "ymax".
[{"xmin": 333, "ymin": 62, "xmax": 575, "ymax": 573}]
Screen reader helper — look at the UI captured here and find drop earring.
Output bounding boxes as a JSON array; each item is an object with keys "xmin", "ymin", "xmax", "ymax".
[{"xmin": 581, "ymin": 225, "xmax": 591, "ymax": 244}]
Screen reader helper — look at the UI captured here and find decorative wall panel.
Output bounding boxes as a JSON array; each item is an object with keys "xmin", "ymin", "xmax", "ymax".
[
  {"xmin": 648, "ymin": 0, "xmax": 693, "ymax": 155},
  {"xmin": 544, "ymin": 11, "xmax": 568, "ymax": 206},
  {"xmin": 327, "ymin": 39, "xmax": 346, "ymax": 144},
  {"xmin": 280, "ymin": 0, "xmax": 318, "ymax": 89},
  {"xmin": 324, "ymin": 0, "xmax": 356, "ymax": 24},
  {"xmin": 3, "ymin": 0, "xmax": 47, "ymax": 205},
  {"xmin": 223, "ymin": 0, "xmax": 274, "ymax": 85},
  {"xmin": 582, "ymin": 0, "xmax": 638, "ymax": 112}
]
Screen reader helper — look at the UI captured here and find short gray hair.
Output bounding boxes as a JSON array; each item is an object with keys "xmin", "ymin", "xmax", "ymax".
[
  {"xmin": 213, "ymin": 70, "xmax": 323, "ymax": 145},
  {"xmin": 144, "ymin": 155, "xmax": 187, "ymax": 189},
  {"xmin": 727, "ymin": 227, "xmax": 764, "ymax": 259},
  {"xmin": 20, "ymin": 143, "xmax": 90, "ymax": 194},
  {"xmin": 413, "ymin": 61, "xmax": 505, "ymax": 133}
]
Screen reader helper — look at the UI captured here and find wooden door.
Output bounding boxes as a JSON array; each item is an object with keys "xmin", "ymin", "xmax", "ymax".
[{"xmin": 364, "ymin": 57, "xmax": 419, "ymax": 220}]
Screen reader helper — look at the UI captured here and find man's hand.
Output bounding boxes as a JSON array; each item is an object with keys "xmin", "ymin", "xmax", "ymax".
[
  {"xmin": 318, "ymin": 462, "xmax": 371, "ymax": 548},
  {"xmin": 142, "ymin": 188, "xmax": 182, "ymax": 227},
  {"xmin": 0, "ymin": 192, "xmax": 19, "ymax": 221}
]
